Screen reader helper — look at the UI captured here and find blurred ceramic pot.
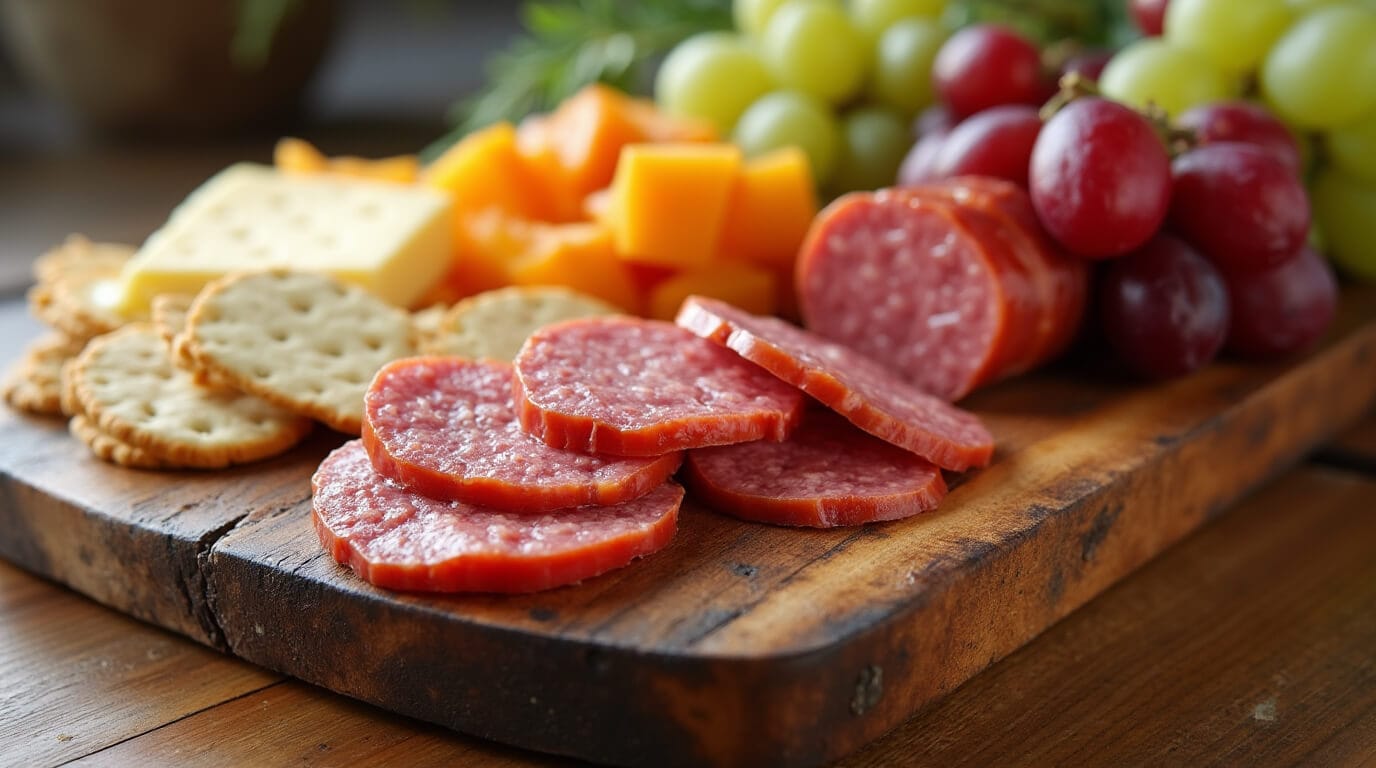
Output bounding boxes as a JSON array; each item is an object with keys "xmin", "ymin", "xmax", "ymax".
[{"xmin": 0, "ymin": 0, "xmax": 337, "ymax": 135}]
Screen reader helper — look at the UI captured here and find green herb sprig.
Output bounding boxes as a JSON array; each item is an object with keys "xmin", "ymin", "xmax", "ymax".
[{"xmin": 422, "ymin": 0, "xmax": 732, "ymax": 161}]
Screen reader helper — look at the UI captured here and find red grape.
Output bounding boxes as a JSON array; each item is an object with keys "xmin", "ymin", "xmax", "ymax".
[
  {"xmin": 1099, "ymin": 234, "xmax": 1230, "ymax": 379},
  {"xmin": 1029, "ymin": 97, "xmax": 1172, "ymax": 259},
  {"xmin": 933, "ymin": 24, "xmax": 1049, "ymax": 119},
  {"xmin": 930, "ymin": 105, "xmax": 1042, "ymax": 187},
  {"xmin": 1130, "ymin": 0, "xmax": 1169, "ymax": 36},
  {"xmin": 1224, "ymin": 246, "xmax": 1337, "ymax": 359},
  {"xmin": 1169, "ymin": 142, "xmax": 1311, "ymax": 274},
  {"xmin": 911, "ymin": 104, "xmax": 955, "ymax": 139},
  {"xmin": 896, "ymin": 129, "xmax": 948, "ymax": 186},
  {"xmin": 1176, "ymin": 101, "xmax": 1303, "ymax": 175},
  {"xmin": 1059, "ymin": 49, "xmax": 1114, "ymax": 83}
]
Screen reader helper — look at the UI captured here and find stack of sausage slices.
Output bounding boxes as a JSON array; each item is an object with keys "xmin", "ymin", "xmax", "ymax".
[{"xmin": 312, "ymin": 296, "xmax": 994, "ymax": 594}]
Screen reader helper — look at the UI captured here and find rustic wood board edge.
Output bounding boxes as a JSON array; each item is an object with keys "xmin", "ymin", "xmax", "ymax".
[
  {"xmin": 0, "ymin": 415, "xmax": 334, "ymax": 649},
  {"xmin": 198, "ymin": 318, "xmax": 1376, "ymax": 767},
  {"xmin": 0, "ymin": 418, "xmax": 227, "ymax": 647}
]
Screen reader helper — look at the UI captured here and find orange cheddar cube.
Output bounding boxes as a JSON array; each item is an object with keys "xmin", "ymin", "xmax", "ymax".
[
  {"xmin": 582, "ymin": 188, "xmax": 613, "ymax": 224},
  {"xmin": 645, "ymin": 261, "xmax": 777, "ymax": 321},
  {"xmin": 274, "ymin": 138, "xmax": 419, "ymax": 183},
  {"xmin": 608, "ymin": 143, "xmax": 742, "ymax": 268},
  {"xmin": 507, "ymin": 222, "xmax": 641, "ymax": 313},
  {"xmin": 717, "ymin": 147, "xmax": 819, "ymax": 271},
  {"xmin": 423, "ymin": 122, "xmax": 554, "ymax": 223},
  {"xmin": 624, "ymin": 99, "xmax": 718, "ymax": 144},
  {"xmin": 516, "ymin": 85, "xmax": 642, "ymax": 202},
  {"xmin": 274, "ymin": 137, "xmax": 329, "ymax": 173},
  {"xmin": 447, "ymin": 209, "xmax": 545, "ymax": 299},
  {"xmin": 328, "ymin": 155, "xmax": 420, "ymax": 184}
]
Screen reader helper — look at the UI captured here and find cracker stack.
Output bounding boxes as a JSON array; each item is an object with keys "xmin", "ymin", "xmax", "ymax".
[{"xmin": 6, "ymin": 237, "xmax": 626, "ymax": 471}]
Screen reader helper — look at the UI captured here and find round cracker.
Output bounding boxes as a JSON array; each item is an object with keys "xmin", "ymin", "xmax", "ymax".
[
  {"xmin": 409, "ymin": 303, "xmax": 449, "ymax": 351},
  {"xmin": 183, "ymin": 270, "xmax": 415, "ymax": 434},
  {"xmin": 421, "ymin": 285, "xmax": 620, "ymax": 361},
  {"xmin": 32, "ymin": 235, "xmax": 134, "ymax": 285},
  {"xmin": 69, "ymin": 413, "xmax": 172, "ymax": 470},
  {"xmin": 2, "ymin": 333, "xmax": 85, "ymax": 417},
  {"xmin": 151, "ymin": 293, "xmax": 194, "ymax": 348},
  {"xmin": 28, "ymin": 251, "xmax": 131, "ymax": 341},
  {"xmin": 70, "ymin": 324, "xmax": 312, "ymax": 469},
  {"xmin": 151, "ymin": 293, "xmax": 237, "ymax": 389}
]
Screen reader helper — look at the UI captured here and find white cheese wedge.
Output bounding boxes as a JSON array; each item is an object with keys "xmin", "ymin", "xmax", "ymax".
[{"xmin": 114, "ymin": 163, "xmax": 452, "ymax": 315}]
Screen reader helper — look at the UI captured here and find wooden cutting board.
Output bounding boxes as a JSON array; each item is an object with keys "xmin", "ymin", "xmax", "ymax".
[{"xmin": 3, "ymin": 288, "xmax": 1375, "ymax": 768}]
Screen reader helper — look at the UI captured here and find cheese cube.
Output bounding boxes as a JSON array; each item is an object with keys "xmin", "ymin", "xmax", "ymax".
[
  {"xmin": 114, "ymin": 163, "xmax": 451, "ymax": 315},
  {"xmin": 607, "ymin": 144, "xmax": 741, "ymax": 268}
]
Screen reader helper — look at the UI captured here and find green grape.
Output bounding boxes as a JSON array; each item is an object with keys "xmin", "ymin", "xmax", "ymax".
[
  {"xmin": 830, "ymin": 106, "xmax": 910, "ymax": 193},
  {"xmin": 734, "ymin": 0, "xmax": 789, "ymax": 35},
  {"xmin": 734, "ymin": 0, "xmax": 842, "ymax": 34},
  {"xmin": 760, "ymin": 2, "xmax": 867, "ymax": 104},
  {"xmin": 1164, "ymin": 0, "xmax": 1292, "ymax": 74},
  {"xmin": 1327, "ymin": 109, "xmax": 1376, "ymax": 183},
  {"xmin": 1262, "ymin": 5, "xmax": 1376, "ymax": 129},
  {"xmin": 849, "ymin": 0, "xmax": 946, "ymax": 40},
  {"xmin": 733, "ymin": 90, "xmax": 841, "ymax": 183},
  {"xmin": 1099, "ymin": 39, "xmax": 1235, "ymax": 117},
  {"xmin": 871, "ymin": 17, "xmax": 945, "ymax": 115},
  {"xmin": 1312, "ymin": 167, "xmax": 1376, "ymax": 281},
  {"xmin": 1286, "ymin": 0, "xmax": 1376, "ymax": 13},
  {"xmin": 655, "ymin": 33, "xmax": 773, "ymax": 135}
]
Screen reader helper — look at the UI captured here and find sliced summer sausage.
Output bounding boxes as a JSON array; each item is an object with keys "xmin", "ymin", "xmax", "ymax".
[
  {"xmin": 313, "ymin": 440, "xmax": 683, "ymax": 593},
  {"xmin": 514, "ymin": 316, "xmax": 807, "ymax": 457},
  {"xmin": 924, "ymin": 176, "xmax": 1089, "ymax": 363},
  {"xmin": 683, "ymin": 410, "xmax": 948, "ymax": 528},
  {"xmin": 675, "ymin": 295, "xmax": 994, "ymax": 471},
  {"xmin": 363, "ymin": 357, "xmax": 681, "ymax": 511},
  {"xmin": 796, "ymin": 184, "xmax": 1082, "ymax": 401}
]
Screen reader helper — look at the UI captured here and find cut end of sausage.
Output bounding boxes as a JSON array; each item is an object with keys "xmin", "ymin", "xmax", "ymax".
[
  {"xmin": 676, "ymin": 295, "xmax": 995, "ymax": 472},
  {"xmin": 797, "ymin": 190, "xmax": 1003, "ymax": 401}
]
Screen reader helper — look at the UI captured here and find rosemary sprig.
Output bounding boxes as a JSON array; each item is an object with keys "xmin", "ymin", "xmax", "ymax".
[{"xmin": 422, "ymin": 0, "xmax": 732, "ymax": 161}]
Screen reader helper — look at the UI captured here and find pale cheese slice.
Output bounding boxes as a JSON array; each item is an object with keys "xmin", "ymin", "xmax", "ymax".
[{"xmin": 114, "ymin": 163, "xmax": 452, "ymax": 315}]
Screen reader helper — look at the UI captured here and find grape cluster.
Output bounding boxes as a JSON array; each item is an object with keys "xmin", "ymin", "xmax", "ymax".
[
  {"xmin": 656, "ymin": 0, "xmax": 950, "ymax": 194},
  {"xmin": 891, "ymin": 5, "xmax": 1358, "ymax": 381},
  {"xmin": 1111, "ymin": 0, "xmax": 1376, "ymax": 284}
]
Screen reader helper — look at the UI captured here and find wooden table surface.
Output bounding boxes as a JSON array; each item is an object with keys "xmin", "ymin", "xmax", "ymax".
[
  {"xmin": 4, "ymin": 13, "xmax": 1375, "ymax": 760},
  {"xmin": 2, "ymin": 401, "xmax": 1373, "ymax": 767}
]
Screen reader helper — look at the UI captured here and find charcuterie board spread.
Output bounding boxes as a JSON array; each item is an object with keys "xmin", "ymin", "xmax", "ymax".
[
  {"xmin": 2, "ymin": 287, "xmax": 1373, "ymax": 767},
  {"xmin": 7, "ymin": 2, "xmax": 1376, "ymax": 760}
]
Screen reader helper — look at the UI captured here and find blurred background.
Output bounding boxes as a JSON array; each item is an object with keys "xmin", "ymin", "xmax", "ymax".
[{"xmin": 0, "ymin": 0, "xmax": 521, "ymax": 296}]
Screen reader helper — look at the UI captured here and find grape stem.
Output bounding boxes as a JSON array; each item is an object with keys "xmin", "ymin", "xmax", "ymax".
[{"xmin": 1039, "ymin": 72, "xmax": 1197, "ymax": 156}]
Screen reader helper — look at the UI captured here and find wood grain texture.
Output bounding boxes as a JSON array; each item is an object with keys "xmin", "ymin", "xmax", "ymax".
[
  {"xmin": 842, "ymin": 464, "xmax": 1376, "ymax": 768},
  {"xmin": 0, "ymin": 411, "xmax": 338, "ymax": 646},
  {"xmin": 2, "ymin": 290, "xmax": 1375, "ymax": 767},
  {"xmin": 201, "ymin": 291, "xmax": 1376, "ymax": 767},
  {"xmin": 12, "ymin": 464, "xmax": 1373, "ymax": 768},
  {"xmin": 1318, "ymin": 409, "xmax": 1376, "ymax": 473},
  {"xmin": 0, "ymin": 559, "xmax": 278, "ymax": 766},
  {"xmin": 68, "ymin": 681, "xmax": 561, "ymax": 768}
]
